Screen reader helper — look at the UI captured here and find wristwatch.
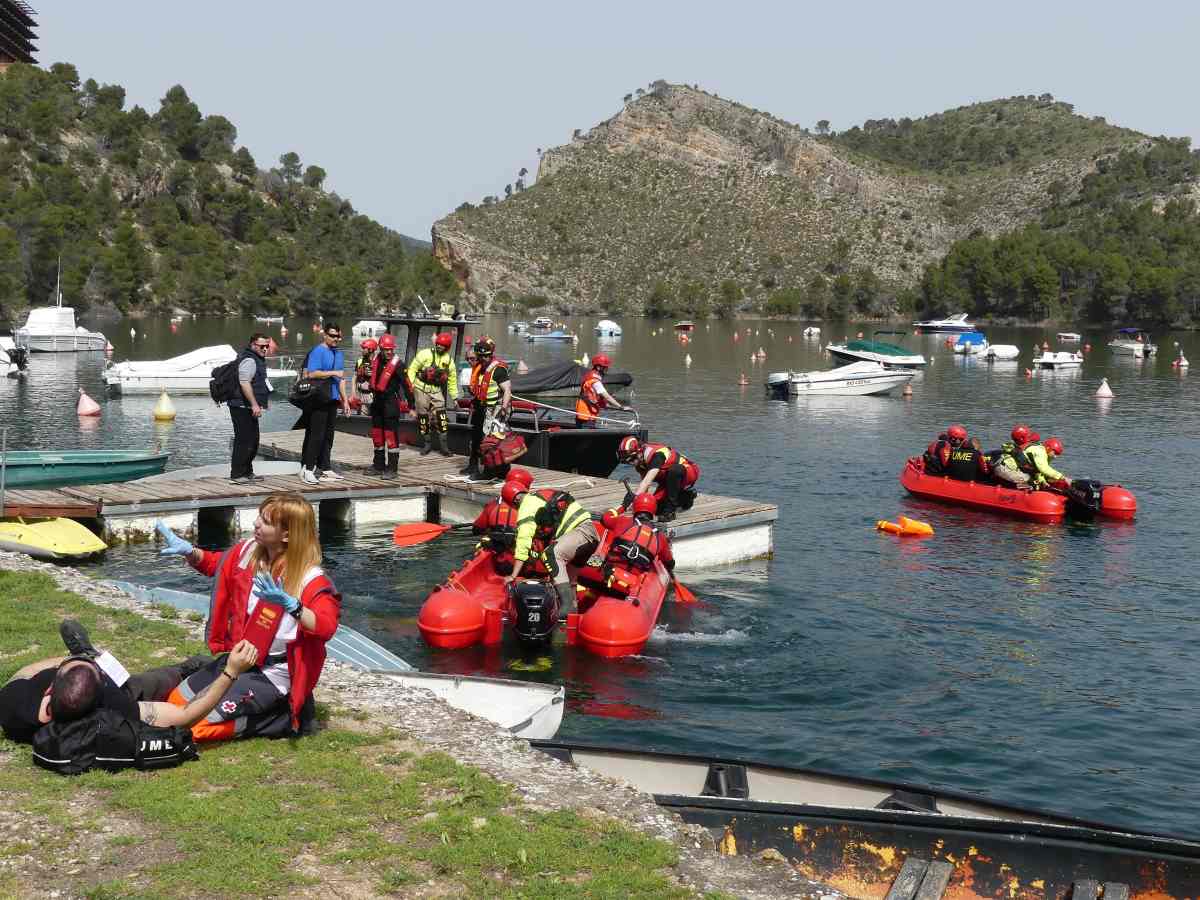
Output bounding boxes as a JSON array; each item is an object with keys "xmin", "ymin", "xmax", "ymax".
[{"xmin": 288, "ymin": 604, "xmax": 303, "ymax": 620}]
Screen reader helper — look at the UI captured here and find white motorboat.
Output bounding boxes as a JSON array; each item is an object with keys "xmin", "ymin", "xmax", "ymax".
[
  {"xmin": 1, "ymin": 336, "xmax": 29, "ymax": 378},
  {"xmin": 1057, "ymin": 332, "xmax": 1081, "ymax": 342},
  {"xmin": 594, "ymin": 319, "xmax": 623, "ymax": 337},
  {"xmin": 802, "ymin": 326, "xmax": 821, "ymax": 338},
  {"xmin": 351, "ymin": 319, "xmax": 387, "ymax": 341},
  {"xmin": 508, "ymin": 321, "xmax": 528, "ymax": 332},
  {"xmin": 952, "ymin": 331, "xmax": 988, "ymax": 355},
  {"xmin": 984, "ymin": 344, "xmax": 1020, "ymax": 361},
  {"xmin": 825, "ymin": 331, "xmax": 926, "ymax": 368},
  {"xmin": 14, "ymin": 305, "xmax": 107, "ymax": 352},
  {"xmin": 254, "ymin": 315, "xmax": 284, "ymax": 324},
  {"xmin": 912, "ymin": 312, "xmax": 976, "ymax": 333},
  {"xmin": 765, "ymin": 360, "xmax": 915, "ymax": 396},
  {"xmin": 531, "ymin": 316, "xmax": 554, "ymax": 329},
  {"xmin": 1034, "ymin": 350, "xmax": 1083, "ymax": 370},
  {"xmin": 103, "ymin": 344, "xmax": 298, "ymax": 395},
  {"xmin": 1108, "ymin": 328, "xmax": 1156, "ymax": 358}
]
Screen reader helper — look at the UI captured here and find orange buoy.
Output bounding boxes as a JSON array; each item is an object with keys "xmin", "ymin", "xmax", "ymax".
[
  {"xmin": 857, "ymin": 332, "xmax": 864, "ymax": 339},
  {"xmin": 738, "ymin": 373, "xmax": 749, "ymax": 385},
  {"xmin": 267, "ymin": 337, "xmax": 279, "ymax": 355},
  {"xmin": 1025, "ymin": 368, "xmax": 1033, "ymax": 378},
  {"xmin": 902, "ymin": 383, "xmax": 913, "ymax": 397},
  {"xmin": 170, "ymin": 323, "xmax": 178, "ymax": 333},
  {"xmin": 76, "ymin": 389, "xmax": 101, "ymax": 417},
  {"xmin": 1083, "ymin": 343, "xmax": 1091, "ymax": 352},
  {"xmin": 1042, "ymin": 341, "xmax": 1050, "ymax": 350},
  {"xmin": 876, "ymin": 517, "xmax": 934, "ymax": 537}
]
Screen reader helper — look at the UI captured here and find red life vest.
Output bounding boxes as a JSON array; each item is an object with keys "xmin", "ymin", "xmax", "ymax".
[
  {"xmin": 607, "ymin": 519, "xmax": 668, "ymax": 571},
  {"xmin": 575, "ymin": 369, "xmax": 606, "ymax": 421},
  {"xmin": 470, "ymin": 358, "xmax": 505, "ymax": 403},
  {"xmin": 356, "ymin": 353, "xmax": 374, "ymax": 387},
  {"xmin": 370, "ymin": 354, "xmax": 403, "ymax": 394}
]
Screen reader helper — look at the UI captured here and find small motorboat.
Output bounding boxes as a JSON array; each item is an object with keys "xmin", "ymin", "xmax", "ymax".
[
  {"xmin": 673, "ymin": 321, "xmax": 695, "ymax": 332},
  {"xmin": 419, "ymin": 525, "xmax": 674, "ymax": 659},
  {"xmin": 351, "ymin": 320, "xmax": 387, "ymax": 340},
  {"xmin": 1034, "ymin": 350, "xmax": 1083, "ymax": 370},
  {"xmin": 0, "ymin": 450, "xmax": 169, "ymax": 489},
  {"xmin": 0, "ymin": 517, "xmax": 107, "ymax": 560},
  {"xmin": 1057, "ymin": 331, "xmax": 1082, "ymax": 342},
  {"xmin": 952, "ymin": 331, "xmax": 988, "ymax": 354},
  {"xmin": 912, "ymin": 312, "xmax": 975, "ymax": 333},
  {"xmin": 509, "ymin": 360, "xmax": 632, "ymax": 398},
  {"xmin": 531, "ymin": 316, "xmax": 554, "ymax": 329},
  {"xmin": 764, "ymin": 360, "xmax": 915, "ymax": 397},
  {"xmin": 826, "ymin": 331, "xmax": 926, "ymax": 368},
  {"xmin": 525, "ymin": 329, "xmax": 576, "ymax": 343},
  {"xmin": 104, "ymin": 344, "xmax": 297, "ymax": 394},
  {"xmin": 254, "ymin": 315, "xmax": 284, "ymax": 324},
  {"xmin": 531, "ymin": 740, "xmax": 1200, "ymax": 897},
  {"xmin": 105, "ymin": 580, "xmax": 564, "ymax": 739},
  {"xmin": 1108, "ymin": 327, "xmax": 1156, "ymax": 358},
  {"xmin": 15, "ymin": 305, "xmax": 106, "ymax": 352},
  {"xmin": 594, "ymin": 319, "xmax": 623, "ymax": 337},
  {"xmin": 900, "ymin": 457, "xmax": 1136, "ymax": 523},
  {"xmin": 802, "ymin": 326, "xmax": 821, "ymax": 338},
  {"xmin": 1, "ymin": 336, "xmax": 29, "ymax": 378},
  {"xmin": 508, "ymin": 321, "xmax": 529, "ymax": 333},
  {"xmin": 984, "ymin": 344, "xmax": 1020, "ymax": 361}
]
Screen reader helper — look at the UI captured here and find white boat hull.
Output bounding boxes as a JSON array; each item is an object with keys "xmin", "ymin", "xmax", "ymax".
[
  {"xmin": 826, "ymin": 345, "xmax": 926, "ymax": 368},
  {"xmin": 103, "ymin": 343, "xmax": 296, "ymax": 394},
  {"xmin": 104, "ymin": 370, "xmax": 295, "ymax": 395},
  {"xmin": 1034, "ymin": 351, "xmax": 1083, "ymax": 370},
  {"xmin": 768, "ymin": 361, "xmax": 914, "ymax": 396},
  {"xmin": 985, "ymin": 344, "xmax": 1020, "ymax": 361},
  {"xmin": 912, "ymin": 313, "xmax": 975, "ymax": 333},
  {"xmin": 16, "ymin": 330, "xmax": 108, "ymax": 352},
  {"xmin": 375, "ymin": 672, "xmax": 565, "ymax": 740},
  {"xmin": 1109, "ymin": 341, "xmax": 1152, "ymax": 358}
]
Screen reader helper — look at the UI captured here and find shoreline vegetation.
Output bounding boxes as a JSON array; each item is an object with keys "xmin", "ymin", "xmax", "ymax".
[{"xmin": 0, "ymin": 554, "xmax": 830, "ymax": 900}]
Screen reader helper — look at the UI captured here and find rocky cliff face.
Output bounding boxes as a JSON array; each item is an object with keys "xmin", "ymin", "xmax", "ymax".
[{"xmin": 433, "ymin": 84, "xmax": 1146, "ymax": 313}]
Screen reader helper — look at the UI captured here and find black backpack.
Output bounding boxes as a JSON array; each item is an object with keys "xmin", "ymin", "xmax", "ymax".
[
  {"xmin": 209, "ymin": 357, "xmax": 242, "ymax": 405},
  {"xmin": 32, "ymin": 708, "xmax": 199, "ymax": 775}
]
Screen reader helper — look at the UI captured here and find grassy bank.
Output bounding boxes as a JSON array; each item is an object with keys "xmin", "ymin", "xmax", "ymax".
[{"xmin": 0, "ymin": 570, "xmax": 705, "ymax": 899}]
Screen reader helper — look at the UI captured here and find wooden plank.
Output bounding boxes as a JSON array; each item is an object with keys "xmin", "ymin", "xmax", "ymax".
[
  {"xmin": 915, "ymin": 860, "xmax": 954, "ymax": 900},
  {"xmin": 1072, "ymin": 881, "xmax": 1100, "ymax": 900},
  {"xmin": 1101, "ymin": 885, "xmax": 1128, "ymax": 900},
  {"xmin": 885, "ymin": 858, "xmax": 929, "ymax": 900}
]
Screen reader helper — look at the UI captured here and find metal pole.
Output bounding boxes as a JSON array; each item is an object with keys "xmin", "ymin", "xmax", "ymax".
[{"xmin": 0, "ymin": 426, "xmax": 7, "ymax": 519}]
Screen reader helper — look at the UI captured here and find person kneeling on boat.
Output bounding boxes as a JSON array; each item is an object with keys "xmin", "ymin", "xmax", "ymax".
[
  {"xmin": 368, "ymin": 335, "xmax": 409, "ymax": 479},
  {"xmin": 1022, "ymin": 437, "xmax": 1071, "ymax": 492},
  {"xmin": 502, "ymin": 481, "xmax": 598, "ymax": 608},
  {"xmin": 575, "ymin": 354, "xmax": 632, "ymax": 428},
  {"xmin": 946, "ymin": 435, "xmax": 991, "ymax": 483},
  {"xmin": 992, "ymin": 425, "xmax": 1036, "ymax": 488},
  {"xmin": 154, "ymin": 492, "xmax": 341, "ymax": 741},
  {"xmin": 472, "ymin": 468, "xmax": 534, "ymax": 575},
  {"xmin": 923, "ymin": 424, "xmax": 967, "ymax": 475},
  {"xmin": 603, "ymin": 494, "xmax": 675, "ymax": 595},
  {"xmin": 617, "ymin": 437, "xmax": 700, "ymax": 524}
]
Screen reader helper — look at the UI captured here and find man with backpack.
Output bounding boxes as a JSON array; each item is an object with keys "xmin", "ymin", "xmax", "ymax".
[{"xmin": 227, "ymin": 333, "xmax": 272, "ymax": 484}]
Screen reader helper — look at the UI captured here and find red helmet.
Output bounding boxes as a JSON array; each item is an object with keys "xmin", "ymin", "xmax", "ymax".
[
  {"xmin": 474, "ymin": 336, "xmax": 496, "ymax": 357},
  {"xmin": 1011, "ymin": 425, "xmax": 1030, "ymax": 445},
  {"xmin": 378, "ymin": 334, "xmax": 396, "ymax": 351},
  {"xmin": 1043, "ymin": 437, "xmax": 1063, "ymax": 456},
  {"xmin": 361, "ymin": 338, "xmax": 378, "ymax": 352},
  {"xmin": 507, "ymin": 467, "xmax": 533, "ymax": 489},
  {"xmin": 600, "ymin": 508, "xmax": 622, "ymax": 530},
  {"xmin": 434, "ymin": 332, "xmax": 453, "ymax": 349},
  {"xmin": 500, "ymin": 480, "xmax": 526, "ymax": 507},
  {"xmin": 632, "ymin": 493, "xmax": 657, "ymax": 517},
  {"xmin": 1029, "ymin": 431, "xmax": 1041, "ymax": 444},
  {"xmin": 592, "ymin": 353, "xmax": 612, "ymax": 369},
  {"xmin": 617, "ymin": 436, "xmax": 641, "ymax": 461},
  {"xmin": 947, "ymin": 424, "xmax": 968, "ymax": 443}
]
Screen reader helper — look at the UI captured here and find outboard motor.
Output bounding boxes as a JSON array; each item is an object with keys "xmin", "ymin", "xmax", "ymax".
[
  {"xmin": 12, "ymin": 346, "xmax": 29, "ymax": 372},
  {"xmin": 509, "ymin": 579, "xmax": 561, "ymax": 645},
  {"xmin": 764, "ymin": 372, "xmax": 789, "ymax": 398},
  {"xmin": 1066, "ymin": 478, "xmax": 1104, "ymax": 518}
]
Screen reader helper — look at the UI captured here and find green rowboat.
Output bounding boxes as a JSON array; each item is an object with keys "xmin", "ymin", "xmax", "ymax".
[{"xmin": 0, "ymin": 450, "xmax": 169, "ymax": 489}]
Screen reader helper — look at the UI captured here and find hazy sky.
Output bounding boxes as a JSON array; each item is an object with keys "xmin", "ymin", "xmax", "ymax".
[{"xmin": 36, "ymin": 1, "xmax": 1199, "ymax": 241}]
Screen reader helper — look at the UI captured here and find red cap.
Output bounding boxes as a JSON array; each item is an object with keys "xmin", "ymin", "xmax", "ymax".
[{"xmin": 434, "ymin": 332, "xmax": 453, "ymax": 349}]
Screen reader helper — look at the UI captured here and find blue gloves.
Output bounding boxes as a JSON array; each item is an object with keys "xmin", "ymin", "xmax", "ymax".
[
  {"xmin": 155, "ymin": 521, "xmax": 194, "ymax": 557},
  {"xmin": 253, "ymin": 573, "xmax": 301, "ymax": 615}
]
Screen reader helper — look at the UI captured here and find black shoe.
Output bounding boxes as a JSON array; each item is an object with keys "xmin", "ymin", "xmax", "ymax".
[
  {"xmin": 248, "ymin": 474, "xmax": 266, "ymax": 482},
  {"xmin": 460, "ymin": 460, "xmax": 480, "ymax": 476},
  {"xmin": 60, "ymin": 619, "xmax": 99, "ymax": 659},
  {"xmin": 420, "ymin": 442, "xmax": 433, "ymax": 456},
  {"xmin": 230, "ymin": 475, "xmax": 253, "ymax": 485},
  {"xmin": 657, "ymin": 511, "xmax": 676, "ymax": 523}
]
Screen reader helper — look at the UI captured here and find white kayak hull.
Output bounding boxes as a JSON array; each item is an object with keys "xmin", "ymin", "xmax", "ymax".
[{"xmin": 373, "ymin": 672, "xmax": 565, "ymax": 740}]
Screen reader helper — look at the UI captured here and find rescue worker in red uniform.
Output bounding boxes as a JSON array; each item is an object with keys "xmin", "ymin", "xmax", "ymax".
[
  {"xmin": 575, "ymin": 354, "xmax": 632, "ymax": 428},
  {"xmin": 924, "ymin": 424, "xmax": 967, "ymax": 475},
  {"xmin": 461, "ymin": 337, "xmax": 512, "ymax": 479},
  {"xmin": 367, "ymin": 335, "xmax": 408, "ymax": 478},
  {"xmin": 352, "ymin": 338, "xmax": 378, "ymax": 414},
  {"xmin": 606, "ymin": 493, "xmax": 675, "ymax": 573},
  {"xmin": 471, "ymin": 468, "xmax": 533, "ymax": 575},
  {"xmin": 617, "ymin": 437, "xmax": 700, "ymax": 523}
]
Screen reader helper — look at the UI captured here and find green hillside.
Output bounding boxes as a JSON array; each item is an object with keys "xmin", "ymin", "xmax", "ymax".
[{"xmin": 0, "ymin": 62, "xmax": 457, "ymax": 325}]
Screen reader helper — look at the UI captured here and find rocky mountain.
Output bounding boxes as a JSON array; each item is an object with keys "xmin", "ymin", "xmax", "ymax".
[{"xmin": 432, "ymin": 83, "xmax": 1180, "ymax": 317}]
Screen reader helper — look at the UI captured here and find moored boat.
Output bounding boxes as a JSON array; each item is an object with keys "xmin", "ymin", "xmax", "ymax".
[
  {"xmin": 103, "ymin": 344, "xmax": 297, "ymax": 395},
  {"xmin": 952, "ymin": 331, "xmax": 988, "ymax": 354},
  {"xmin": 984, "ymin": 344, "xmax": 1020, "ymax": 360},
  {"xmin": 0, "ymin": 450, "xmax": 169, "ymax": 489},
  {"xmin": 254, "ymin": 315, "xmax": 284, "ymax": 324},
  {"xmin": 14, "ymin": 305, "xmax": 107, "ymax": 352},
  {"xmin": 525, "ymin": 329, "xmax": 576, "ymax": 343},
  {"xmin": 1057, "ymin": 331, "xmax": 1082, "ymax": 342},
  {"xmin": 900, "ymin": 457, "xmax": 1136, "ymax": 522},
  {"xmin": 912, "ymin": 312, "xmax": 975, "ymax": 333},
  {"xmin": 764, "ymin": 360, "xmax": 915, "ymax": 396},
  {"xmin": 531, "ymin": 739, "xmax": 1200, "ymax": 897},
  {"xmin": 1034, "ymin": 350, "xmax": 1083, "ymax": 370},
  {"xmin": 673, "ymin": 320, "xmax": 695, "ymax": 332},
  {"xmin": 593, "ymin": 319, "xmax": 622, "ymax": 337},
  {"xmin": 509, "ymin": 360, "xmax": 632, "ymax": 399},
  {"xmin": 508, "ymin": 321, "xmax": 529, "ymax": 332},
  {"xmin": 531, "ymin": 316, "xmax": 554, "ymax": 329},
  {"xmin": 826, "ymin": 331, "xmax": 926, "ymax": 368},
  {"xmin": 1108, "ymin": 327, "xmax": 1156, "ymax": 358}
]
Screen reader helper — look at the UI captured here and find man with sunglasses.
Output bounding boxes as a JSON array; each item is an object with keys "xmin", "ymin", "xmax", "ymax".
[
  {"xmin": 228, "ymin": 332, "xmax": 273, "ymax": 484},
  {"xmin": 300, "ymin": 324, "xmax": 350, "ymax": 484}
]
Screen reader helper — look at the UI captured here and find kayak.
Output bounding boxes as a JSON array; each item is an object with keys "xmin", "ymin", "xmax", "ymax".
[
  {"xmin": 418, "ymin": 524, "xmax": 673, "ymax": 658},
  {"xmin": 900, "ymin": 457, "xmax": 1137, "ymax": 523},
  {"xmin": 0, "ymin": 516, "xmax": 107, "ymax": 560}
]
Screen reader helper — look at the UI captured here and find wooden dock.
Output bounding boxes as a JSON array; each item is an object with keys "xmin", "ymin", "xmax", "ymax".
[{"xmin": 2, "ymin": 431, "xmax": 777, "ymax": 567}]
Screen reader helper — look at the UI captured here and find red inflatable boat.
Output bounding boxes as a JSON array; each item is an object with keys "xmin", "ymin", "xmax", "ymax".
[
  {"xmin": 417, "ymin": 526, "xmax": 673, "ymax": 659},
  {"xmin": 900, "ymin": 457, "xmax": 1136, "ymax": 523}
]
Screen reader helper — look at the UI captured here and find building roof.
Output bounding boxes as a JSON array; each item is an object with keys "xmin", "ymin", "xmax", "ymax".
[{"xmin": 0, "ymin": 0, "xmax": 38, "ymax": 65}]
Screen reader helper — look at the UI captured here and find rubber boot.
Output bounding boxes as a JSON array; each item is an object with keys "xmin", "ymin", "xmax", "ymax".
[
  {"xmin": 418, "ymin": 414, "xmax": 433, "ymax": 456},
  {"xmin": 459, "ymin": 454, "xmax": 480, "ymax": 476},
  {"xmin": 436, "ymin": 431, "xmax": 453, "ymax": 458},
  {"xmin": 380, "ymin": 450, "xmax": 399, "ymax": 479},
  {"xmin": 369, "ymin": 448, "xmax": 385, "ymax": 475},
  {"xmin": 420, "ymin": 437, "xmax": 433, "ymax": 456}
]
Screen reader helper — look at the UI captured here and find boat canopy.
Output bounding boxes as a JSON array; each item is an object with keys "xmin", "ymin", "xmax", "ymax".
[
  {"xmin": 1116, "ymin": 327, "xmax": 1147, "ymax": 335},
  {"xmin": 22, "ymin": 307, "xmax": 79, "ymax": 331},
  {"xmin": 844, "ymin": 339, "xmax": 911, "ymax": 356},
  {"xmin": 509, "ymin": 360, "xmax": 632, "ymax": 394},
  {"xmin": 954, "ymin": 331, "xmax": 987, "ymax": 345}
]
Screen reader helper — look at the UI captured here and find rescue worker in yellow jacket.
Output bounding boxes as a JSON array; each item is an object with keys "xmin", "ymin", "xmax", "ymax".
[
  {"xmin": 406, "ymin": 332, "xmax": 458, "ymax": 457},
  {"xmin": 502, "ymin": 481, "xmax": 598, "ymax": 607},
  {"xmin": 461, "ymin": 336, "xmax": 512, "ymax": 478},
  {"xmin": 1023, "ymin": 437, "xmax": 1070, "ymax": 491}
]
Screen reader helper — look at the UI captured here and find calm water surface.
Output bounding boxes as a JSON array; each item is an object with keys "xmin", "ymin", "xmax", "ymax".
[{"xmin": 3, "ymin": 313, "xmax": 1199, "ymax": 837}]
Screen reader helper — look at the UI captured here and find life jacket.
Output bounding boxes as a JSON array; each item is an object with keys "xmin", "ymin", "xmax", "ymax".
[
  {"xmin": 370, "ymin": 353, "xmax": 404, "ymax": 396},
  {"xmin": 607, "ymin": 517, "xmax": 668, "ymax": 572},
  {"xmin": 946, "ymin": 445, "xmax": 984, "ymax": 481},
  {"xmin": 470, "ymin": 358, "xmax": 504, "ymax": 404},
  {"xmin": 637, "ymin": 443, "xmax": 695, "ymax": 484},
  {"xmin": 1012, "ymin": 442, "xmax": 1040, "ymax": 475},
  {"xmin": 410, "ymin": 347, "xmax": 453, "ymax": 391},
  {"xmin": 520, "ymin": 489, "xmax": 588, "ymax": 555},
  {"xmin": 483, "ymin": 501, "xmax": 520, "ymax": 550},
  {"xmin": 355, "ymin": 353, "xmax": 375, "ymax": 387},
  {"xmin": 575, "ymin": 369, "xmax": 607, "ymax": 421}
]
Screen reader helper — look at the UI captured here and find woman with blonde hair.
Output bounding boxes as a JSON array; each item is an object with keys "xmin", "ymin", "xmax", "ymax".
[{"xmin": 155, "ymin": 492, "xmax": 341, "ymax": 741}]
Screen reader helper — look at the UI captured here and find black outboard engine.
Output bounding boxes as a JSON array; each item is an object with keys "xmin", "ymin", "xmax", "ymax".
[
  {"xmin": 509, "ymin": 579, "xmax": 561, "ymax": 645},
  {"xmin": 12, "ymin": 346, "xmax": 29, "ymax": 372},
  {"xmin": 1066, "ymin": 478, "xmax": 1104, "ymax": 518}
]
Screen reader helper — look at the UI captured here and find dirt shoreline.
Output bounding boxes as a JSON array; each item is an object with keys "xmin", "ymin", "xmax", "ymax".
[{"xmin": 0, "ymin": 550, "xmax": 842, "ymax": 899}]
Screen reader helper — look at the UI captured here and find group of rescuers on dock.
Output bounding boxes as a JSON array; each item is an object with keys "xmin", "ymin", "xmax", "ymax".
[{"xmin": 0, "ymin": 327, "xmax": 701, "ymax": 769}]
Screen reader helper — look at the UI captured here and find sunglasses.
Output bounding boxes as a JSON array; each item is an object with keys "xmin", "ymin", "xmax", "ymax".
[
  {"xmin": 327, "ymin": 334, "xmax": 342, "ymax": 341},
  {"xmin": 254, "ymin": 343, "xmax": 270, "ymax": 349}
]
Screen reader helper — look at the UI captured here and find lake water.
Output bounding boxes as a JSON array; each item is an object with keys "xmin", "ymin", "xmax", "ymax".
[{"xmin": 4, "ymin": 313, "xmax": 1199, "ymax": 838}]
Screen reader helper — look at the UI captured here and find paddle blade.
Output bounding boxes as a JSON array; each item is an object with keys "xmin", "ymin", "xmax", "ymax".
[
  {"xmin": 392, "ymin": 522, "xmax": 451, "ymax": 546},
  {"xmin": 673, "ymin": 578, "xmax": 697, "ymax": 604}
]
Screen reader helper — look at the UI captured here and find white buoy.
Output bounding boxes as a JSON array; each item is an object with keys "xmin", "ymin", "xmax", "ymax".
[
  {"xmin": 684, "ymin": 354, "xmax": 692, "ymax": 366},
  {"xmin": 153, "ymin": 390, "xmax": 177, "ymax": 422},
  {"xmin": 76, "ymin": 389, "xmax": 101, "ymax": 417},
  {"xmin": 517, "ymin": 360, "xmax": 529, "ymax": 374},
  {"xmin": 129, "ymin": 327, "xmax": 136, "ymax": 339},
  {"xmin": 1095, "ymin": 377, "xmax": 1114, "ymax": 398},
  {"xmin": 580, "ymin": 352, "xmax": 590, "ymax": 367}
]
